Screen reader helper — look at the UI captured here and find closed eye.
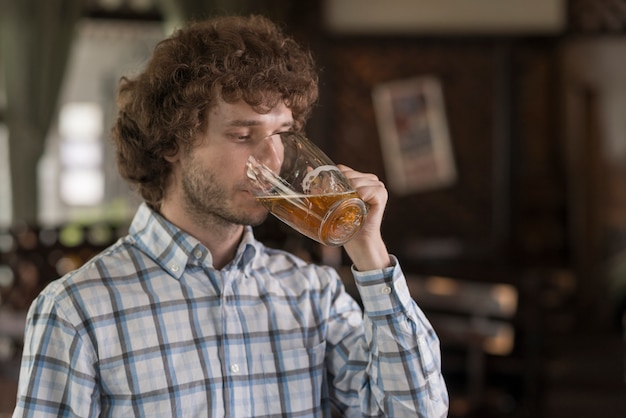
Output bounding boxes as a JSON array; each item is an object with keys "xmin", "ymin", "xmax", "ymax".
[{"xmin": 227, "ymin": 133, "xmax": 252, "ymax": 142}]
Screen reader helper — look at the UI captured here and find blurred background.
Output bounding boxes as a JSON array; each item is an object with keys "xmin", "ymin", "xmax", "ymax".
[{"xmin": 1, "ymin": 0, "xmax": 625, "ymax": 416}]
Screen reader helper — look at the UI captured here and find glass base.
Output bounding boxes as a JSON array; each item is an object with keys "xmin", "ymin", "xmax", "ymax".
[{"xmin": 319, "ymin": 197, "xmax": 368, "ymax": 246}]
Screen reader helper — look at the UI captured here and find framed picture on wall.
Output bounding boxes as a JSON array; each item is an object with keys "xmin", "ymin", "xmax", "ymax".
[{"xmin": 372, "ymin": 75, "xmax": 456, "ymax": 195}]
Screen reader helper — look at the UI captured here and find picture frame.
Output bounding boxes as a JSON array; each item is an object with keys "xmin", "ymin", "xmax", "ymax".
[{"xmin": 372, "ymin": 76, "xmax": 456, "ymax": 195}]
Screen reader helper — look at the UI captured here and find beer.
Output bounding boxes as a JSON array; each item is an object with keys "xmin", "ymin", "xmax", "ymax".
[{"xmin": 256, "ymin": 190, "xmax": 367, "ymax": 246}]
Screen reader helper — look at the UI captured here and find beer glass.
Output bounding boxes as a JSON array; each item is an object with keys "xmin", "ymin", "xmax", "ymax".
[{"xmin": 246, "ymin": 132, "xmax": 368, "ymax": 246}]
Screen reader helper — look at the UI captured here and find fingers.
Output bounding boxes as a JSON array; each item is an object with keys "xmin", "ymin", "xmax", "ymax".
[
  {"xmin": 337, "ymin": 165, "xmax": 389, "ymax": 255},
  {"xmin": 337, "ymin": 164, "xmax": 388, "ymax": 210}
]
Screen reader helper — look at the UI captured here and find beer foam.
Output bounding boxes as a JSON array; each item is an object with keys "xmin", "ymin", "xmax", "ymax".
[{"xmin": 301, "ymin": 165, "xmax": 342, "ymax": 194}]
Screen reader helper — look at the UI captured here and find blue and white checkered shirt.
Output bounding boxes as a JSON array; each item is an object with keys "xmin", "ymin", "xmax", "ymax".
[{"xmin": 14, "ymin": 203, "xmax": 448, "ymax": 417}]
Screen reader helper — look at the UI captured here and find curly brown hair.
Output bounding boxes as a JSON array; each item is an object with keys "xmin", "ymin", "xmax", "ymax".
[{"xmin": 112, "ymin": 15, "xmax": 319, "ymax": 209}]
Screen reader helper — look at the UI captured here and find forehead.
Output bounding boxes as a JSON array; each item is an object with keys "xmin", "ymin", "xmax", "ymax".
[{"xmin": 208, "ymin": 98, "xmax": 293, "ymax": 128}]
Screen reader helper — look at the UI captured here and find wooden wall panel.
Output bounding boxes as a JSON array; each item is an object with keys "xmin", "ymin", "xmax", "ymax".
[
  {"xmin": 324, "ymin": 38, "xmax": 509, "ymax": 273},
  {"xmin": 512, "ymin": 43, "xmax": 567, "ymax": 265}
]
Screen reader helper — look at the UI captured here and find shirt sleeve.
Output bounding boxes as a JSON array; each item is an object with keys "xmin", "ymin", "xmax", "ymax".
[
  {"xmin": 13, "ymin": 291, "xmax": 100, "ymax": 418},
  {"xmin": 327, "ymin": 255, "xmax": 449, "ymax": 418}
]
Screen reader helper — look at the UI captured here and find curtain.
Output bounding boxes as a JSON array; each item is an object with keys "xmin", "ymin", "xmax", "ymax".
[{"xmin": 0, "ymin": 0, "xmax": 83, "ymax": 224}]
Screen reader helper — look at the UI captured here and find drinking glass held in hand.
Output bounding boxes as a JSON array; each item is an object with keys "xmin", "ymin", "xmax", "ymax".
[{"xmin": 246, "ymin": 132, "xmax": 368, "ymax": 246}]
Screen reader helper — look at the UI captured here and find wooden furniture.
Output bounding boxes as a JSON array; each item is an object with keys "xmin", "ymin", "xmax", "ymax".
[{"xmin": 408, "ymin": 275, "xmax": 518, "ymax": 415}]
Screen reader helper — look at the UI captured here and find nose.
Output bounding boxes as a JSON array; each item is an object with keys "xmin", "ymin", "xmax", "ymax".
[{"xmin": 255, "ymin": 134, "xmax": 284, "ymax": 174}]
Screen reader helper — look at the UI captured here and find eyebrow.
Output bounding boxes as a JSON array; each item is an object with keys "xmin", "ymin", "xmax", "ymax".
[
  {"xmin": 226, "ymin": 119, "xmax": 261, "ymax": 127},
  {"xmin": 226, "ymin": 119, "xmax": 294, "ymax": 129}
]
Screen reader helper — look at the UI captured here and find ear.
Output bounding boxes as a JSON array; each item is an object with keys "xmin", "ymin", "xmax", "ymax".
[
  {"xmin": 163, "ymin": 145, "xmax": 182, "ymax": 163},
  {"xmin": 164, "ymin": 152, "xmax": 179, "ymax": 163}
]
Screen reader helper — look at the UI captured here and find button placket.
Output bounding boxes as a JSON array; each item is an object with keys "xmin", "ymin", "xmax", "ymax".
[{"xmin": 221, "ymin": 272, "xmax": 247, "ymax": 380}]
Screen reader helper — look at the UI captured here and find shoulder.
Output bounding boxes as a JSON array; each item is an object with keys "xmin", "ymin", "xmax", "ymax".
[
  {"xmin": 251, "ymin": 243, "xmax": 341, "ymax": 292},
  {"xmin": 32, "ymin": 237, "xmax": 145, "ymax": 320}
]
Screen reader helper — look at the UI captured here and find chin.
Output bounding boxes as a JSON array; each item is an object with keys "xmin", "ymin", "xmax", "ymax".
[
  {"xmin": 235, "ymin": 203, "xmax": 269, "ymax": 227},
  {"xmin": 248, "ymin": 211, "xmax": 269, "ymax": 227}
]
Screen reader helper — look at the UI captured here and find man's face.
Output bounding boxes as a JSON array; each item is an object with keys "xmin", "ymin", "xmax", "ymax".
[{"xmin": 175, "ymin": 98, "xmax": 293, "ymax": 227}]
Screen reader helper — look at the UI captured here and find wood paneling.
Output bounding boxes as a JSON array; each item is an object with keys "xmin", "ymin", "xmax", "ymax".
[{"xmin": 324, "ymin": 38, "xmax": 514, "ymax": 277}]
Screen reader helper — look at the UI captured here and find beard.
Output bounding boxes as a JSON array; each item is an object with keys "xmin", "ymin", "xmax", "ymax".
[{"xmin": 181, "ymin": 155, "xmax": 268, "ymax": 228}]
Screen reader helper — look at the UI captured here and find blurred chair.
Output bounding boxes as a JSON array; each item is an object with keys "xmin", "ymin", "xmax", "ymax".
[{"xmin": 407, "ymin": 275, "xmax": 519, "ymax": 416}]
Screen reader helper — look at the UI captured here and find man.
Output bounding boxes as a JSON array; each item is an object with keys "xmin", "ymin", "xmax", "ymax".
[{"xmin": 13, "ymin": 15, "xmax": 448, "ymax": 417}]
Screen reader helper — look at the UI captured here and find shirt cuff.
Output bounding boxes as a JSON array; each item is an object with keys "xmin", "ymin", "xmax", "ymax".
[{"xmin": 351, "ymin": 255, "xmax": 413, "ymax": 317}]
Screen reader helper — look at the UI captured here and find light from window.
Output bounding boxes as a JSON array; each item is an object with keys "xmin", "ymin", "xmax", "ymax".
[
  {"xmin": 0, "ymin": 125, "xmax": 11, "ymax": 226},
  {"xmin": 60, "ymin": 169, "xmax": 105, "ymax": 206},
  {"xmin": 59, "ymin": 102, "xmax": 103, "ymax": 139},
  {"xmin": 58, "ymin": 102, "xmax": 104, "ymax": 207}
]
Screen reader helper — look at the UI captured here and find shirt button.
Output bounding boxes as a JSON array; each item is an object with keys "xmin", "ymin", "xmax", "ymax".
[
  {"xmin": 380, "ymin": 285, "xmax": 392, "ymax": 295},
  {"xmin": 194, "ymin": 249, "xmax": 203, "ymax": 259},
  {"xmin": 170, "ymin": 264, "xmax": 180, "ymax": 272},
  {"xmin": 230, "ymin": 364, "xmax": 240, "ymax": 373}
]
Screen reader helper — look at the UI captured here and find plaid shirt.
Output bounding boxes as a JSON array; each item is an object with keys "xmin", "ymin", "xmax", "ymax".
[{"xmin": 14, "ymin": 203, "xmax": 448, "ymax": 417}]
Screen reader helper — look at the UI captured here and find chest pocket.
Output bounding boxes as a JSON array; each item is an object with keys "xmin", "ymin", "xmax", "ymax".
[{"xmin": 258, "ymin": 341, "xmax": 327, "ymax": 416}]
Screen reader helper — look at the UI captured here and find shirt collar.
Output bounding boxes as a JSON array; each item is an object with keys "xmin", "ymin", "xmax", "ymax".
[
  {"xmin": 128, "ymin": 203, "xmax": 260, "ymax": 279},
  {"xmin": 232, "ymin": 226, "xmax": 259, "ymax": 274}
]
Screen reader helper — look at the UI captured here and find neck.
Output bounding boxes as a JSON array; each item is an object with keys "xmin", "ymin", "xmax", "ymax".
[{"xmin": 159, "ymin": 200, "xmax": 244, "ymax": 270}]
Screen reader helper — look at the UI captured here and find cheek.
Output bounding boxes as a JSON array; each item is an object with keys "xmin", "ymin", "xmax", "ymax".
[{"xmin": 214, "ymin": 153, "xmax": 249, "ymax": 183}]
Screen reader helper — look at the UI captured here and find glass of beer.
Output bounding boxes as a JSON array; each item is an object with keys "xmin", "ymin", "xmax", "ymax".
[{"xmin": 246, "ymin": 132, "xmax": 368, "ymax": 246}]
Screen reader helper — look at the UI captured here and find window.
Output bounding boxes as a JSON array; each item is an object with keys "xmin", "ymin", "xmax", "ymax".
[
  {"xmin": 37, "ymin": 19, "xmax": 164, "ymax": 226},
  {"xmin": 0, "ymin": 124, "xmax": 11, "ymax": 227},
  {"xmin": 59, "ymin": 102, "xmax": 105, "ymax": 206}
]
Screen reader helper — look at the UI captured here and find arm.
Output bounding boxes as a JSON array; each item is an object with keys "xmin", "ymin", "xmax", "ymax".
[
  {"xmin": 353, "ymin": 258, "xmax": 448, "ymax": 417},
  {"xmin": 335, "ymin": 166, "xmax": 449, "ymax": 417},
  {"xmin": 13, "ymin": 289, "xmax": 99, "ymax": 418}
]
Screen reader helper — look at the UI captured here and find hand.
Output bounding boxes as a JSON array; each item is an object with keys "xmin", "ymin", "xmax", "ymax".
[{"xmin": 337, "ymin": 165, "xmax": 392, "ymax": 271}]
